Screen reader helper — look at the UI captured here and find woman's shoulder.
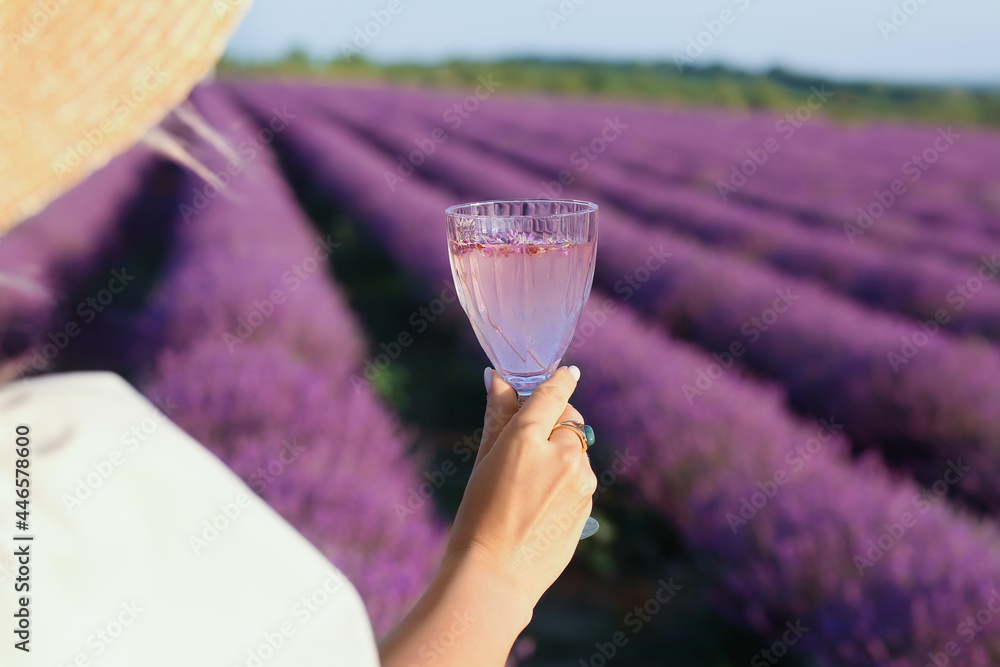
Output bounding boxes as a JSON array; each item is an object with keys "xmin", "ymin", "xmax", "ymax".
[{"xmin": 0, "ymin": 371, "xmax": 381, "ymax": 666}]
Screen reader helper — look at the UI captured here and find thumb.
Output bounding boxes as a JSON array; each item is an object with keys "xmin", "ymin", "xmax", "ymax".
[{"xmin": 474, "ymin": 368, "xmax": 518, "ymax": 470}]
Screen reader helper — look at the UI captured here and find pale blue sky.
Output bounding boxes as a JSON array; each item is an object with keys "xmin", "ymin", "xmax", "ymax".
[{"xmin": 226, "ymin": 0, "xmax": 1000, "ymax": 86}]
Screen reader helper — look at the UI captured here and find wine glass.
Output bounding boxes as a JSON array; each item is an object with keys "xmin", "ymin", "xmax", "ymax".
[{"xmin": 446, "ymin": 199, "xmax": 599, "ymax": 540}]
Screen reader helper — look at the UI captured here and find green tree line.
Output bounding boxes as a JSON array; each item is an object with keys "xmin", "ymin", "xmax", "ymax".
[{"xmin": 218, "ymin": 55, "xmax": 1000, "ymax": 128}]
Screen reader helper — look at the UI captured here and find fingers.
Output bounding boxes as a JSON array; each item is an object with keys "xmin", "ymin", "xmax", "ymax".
[
  {"xmin": 559, "ymin": 403, "xmax": 584, "ymax": 425},
  {"xmin": 554, "ymin": 399, "xmax": 597, "ymax": 496},
  {"xmin": 546, "ymin": 399, "xmax": 587, "ymax": 451},
  {"xmin": 474, "ymin": 368, "xmax": 518, "ymax": 469},
  {"xmin": 513, "ymin": 366, "xmax": 580, "ymax": 439},
  {"xmin": 549, "ymin": 423, "xmax": 588, "ymax": 453}
]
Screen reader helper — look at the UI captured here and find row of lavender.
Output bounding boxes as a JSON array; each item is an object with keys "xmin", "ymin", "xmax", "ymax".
[
  {"xmin": 135, "ymin": 86, "xmax": 447, "ymax": 634},
  {"xmin": 230, "ymin": 81, "xmax": 1000, "ymax": 665},
  {"xmin": 0, "ymin": 88, "xmax": 446, "ymax": 636},
  {"xmin": 481, "ymin": 93, "xmax": 1000, "ymax": 251},
  {"xmin": 315, "ymin": 84, "xmax": 1000, "ymax": 263},
  {"xmin": 0, "ymin": 147, "xmax": 154, "ymax": 369},
  {"xmin": 459, "ymin": 103, "xmax": 1000, "ymax": 340},
  {"xmin": 267, "ymin": 82, "xmax": 1000, "ymax": 516},
  {"xmin": 338, "ymin": 85, "xmax": 1000, "ymax": 342}
]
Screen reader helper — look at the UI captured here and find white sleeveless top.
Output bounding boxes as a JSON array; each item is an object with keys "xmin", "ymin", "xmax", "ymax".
[{"xmin": 0, "ymin": 371, "xmax": 381, "ymax": 666}]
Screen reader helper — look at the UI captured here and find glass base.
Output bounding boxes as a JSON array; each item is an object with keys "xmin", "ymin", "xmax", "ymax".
[
  {"xmin": 506, "ymin": 372, "xmax": 552, "ymax": 405},
  {"xmin": 580, "ymin": 516, "xmax": 599, "ymax": 540}
]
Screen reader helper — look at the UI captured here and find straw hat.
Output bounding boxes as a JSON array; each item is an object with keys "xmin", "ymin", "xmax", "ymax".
[{"xmin": 0, "ymin": 0, "xmax": 251, "ymax": 234}]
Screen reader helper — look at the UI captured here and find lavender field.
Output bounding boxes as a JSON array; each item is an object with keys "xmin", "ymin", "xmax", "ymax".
[{"xmin": 3, "ymin": 80, "xmax": 1000, "ymax": 666}]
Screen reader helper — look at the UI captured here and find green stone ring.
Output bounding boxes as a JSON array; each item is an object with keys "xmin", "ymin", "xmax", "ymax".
[{"xmin": 553, "ymin": 420, "xmax": 596, "ymax": 451}]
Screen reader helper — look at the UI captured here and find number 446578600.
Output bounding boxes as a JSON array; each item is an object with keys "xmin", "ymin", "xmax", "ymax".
[{"xmin": 14, "ymin": 425, "xmax": 29, "ymax": 529}]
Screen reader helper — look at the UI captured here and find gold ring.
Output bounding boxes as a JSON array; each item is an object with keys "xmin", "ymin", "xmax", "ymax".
[{"xmin": 551, "ymin": 420, "xmax": 594, "ymax": 452}]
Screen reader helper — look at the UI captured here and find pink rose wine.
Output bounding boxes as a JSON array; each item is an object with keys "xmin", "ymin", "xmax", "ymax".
[
  {"xmin": 446, "ymin": 200, "xmax": 599, "ymax": 540},
  {"xmin": 449, "ymin": 240, "xmax": 596, "ymax": 397}
]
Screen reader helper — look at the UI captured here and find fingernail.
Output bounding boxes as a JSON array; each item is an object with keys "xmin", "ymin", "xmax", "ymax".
[
  {"xmin": 568, "ymin": 365, "xmax": 581, "ymax": 381},
  {"xmin": 484, "ymin": 367, "xmax": 493, "ymax": 393}
]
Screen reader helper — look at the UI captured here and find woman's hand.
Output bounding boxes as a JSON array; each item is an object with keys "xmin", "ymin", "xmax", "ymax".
[
  {"xmin": 444, "ymin": 365, "xmax": 598, "ymax": 614},
  {"xmin": 379, "ymin": 366, "xmax": 596, "ymax": 667}
]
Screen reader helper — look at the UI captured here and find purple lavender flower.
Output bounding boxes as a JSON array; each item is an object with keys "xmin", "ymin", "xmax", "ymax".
[
  {"xmin": 232, "ymin": 81, "xmax": 1000, "ymax": 663},
  {"xmin": 131, "ymin": 86, "xmax": 445, "ymax": 633},
  {"xmin": 237, "ymin": 83, "xmax": 1000, "ymax": 514},
  {"xmin": 0, "ymin": 146, "xmax": 155, "ymax": 364}
]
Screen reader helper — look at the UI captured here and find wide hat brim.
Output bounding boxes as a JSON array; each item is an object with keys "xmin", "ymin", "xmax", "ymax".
[{"xmin": 0, "ymin": 0, "xmax": 251, "ymax": 234}]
